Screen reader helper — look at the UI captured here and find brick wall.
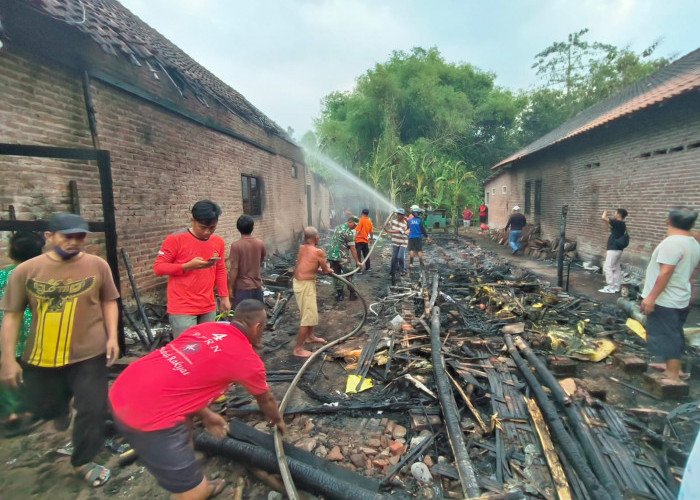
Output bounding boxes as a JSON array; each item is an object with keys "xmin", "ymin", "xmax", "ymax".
[
  {"xmin": 1, "ymin": 49, "xmax": 326, "ymax": 296},
  {"xmin": 485, "ymin": 93, "xmax": 700, "ymax": 297}
]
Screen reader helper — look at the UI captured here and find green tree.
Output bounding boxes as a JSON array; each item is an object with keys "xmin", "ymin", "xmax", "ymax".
[{"xmin": 523, "ymin": 30, "xmax": 671, "ymax": 142}]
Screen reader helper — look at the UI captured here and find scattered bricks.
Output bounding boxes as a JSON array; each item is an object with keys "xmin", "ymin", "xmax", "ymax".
[
  {"xmin": 389, "ymin": 441, "xmax": 405, "ymax": 455},
  {"xmin": 389, "ymin": 455, "xmax": 401, "ymax": 465},
  {"xmin": 410, "ymin": 413, "xmax": 442, "ymax": 432},
  {"xmin": 423, "ymin": 455, "xmax": 434, "ymax": 468},
  {"xmin": 579, "ymin": 380, "xmax": 607, "ymax": 402},
  {"xmin": 385, "ymin": 420, "xmax": 396, "ymax": 434},
  {"xmin": 302, "ymin": 420, "xmax": 315, "ymax": 435},
  {"xmin": 360, "ymin": 447, "xmax": 378, "ymax": 456},
  {"xmin": 326, "ymin": 446, "xmax": 344, "ymax": 461},
  {"xmin": 380, "ymin": 435, "xmax": 389, "ymax": 448},
  {"xmin": 350, "ymin": 453, "xmax": 366, "ymax": 468},
  {"xmin": 501, "ymin": 322, "xmax": 525, "ymax": 335},
  {"xmin": 372, "ymin": 458, "xmax": 390, "ymax": 468},
  {"xmin": 547, "ymin": 356, "xmax": 578, "ymax": 377},
  {"xmin": 314, "ymin": 445, "xmax": 328, "ymax": 458},
  {"xmin": 294, "ymin": 437, "xmax": 318, "ymax": 453},
  {"xmin": 380, "ymin": 418, "xmax": 388, "ymax": 427},
  {"xmin": 615, "ymin": 354, "xmax": 648, "ymax": 374},
  {"xmin": 392, "ymin": 424, "xmax": 408, "ymax": 439},
  {"xmin": 367, "ymin": 438, "xmax": 381, "ymax": 448},
  {"xmin": 644, "ymin": 372, "xmax": 690, "ymax": 399}
]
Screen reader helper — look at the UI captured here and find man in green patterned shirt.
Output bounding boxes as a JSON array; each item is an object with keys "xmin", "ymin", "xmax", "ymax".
[
  {"xmin": 0, "ymin": 232, "xmax": 44, "ymax": 423},
  {"xmin": 327, "ymin": 216, "xmax": 362, "ymax": 301}
]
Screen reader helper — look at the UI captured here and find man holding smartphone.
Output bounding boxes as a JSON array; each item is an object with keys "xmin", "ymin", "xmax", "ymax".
[{"xmin": 154, "ymin": 200, "xmax": 230, "ymax": 338}]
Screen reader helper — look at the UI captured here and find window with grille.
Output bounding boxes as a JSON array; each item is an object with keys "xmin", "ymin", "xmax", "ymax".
[
  {"xmin": 524, "ymin": 181, "xmax": 531, "ymax": 214},
  {"xmin": 242, "ymin": 175, "xmax": 262, "ymax": 215}
]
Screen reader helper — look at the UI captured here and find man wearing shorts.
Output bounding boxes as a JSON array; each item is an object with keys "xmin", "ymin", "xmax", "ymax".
[
  {"xmin": 408, "ymin": 205, "xmax": 428, "ymax": 267},
  {"xmin": 640, "ymin": 207, "xmax": 700, "ymax": 381},
  {"xmin": 292, "ymin": 227, "xmax": 331, "ymax": 358},
  {"xmin": 109, "ymin": 300, "xmax": 285, "ymax": 498}
]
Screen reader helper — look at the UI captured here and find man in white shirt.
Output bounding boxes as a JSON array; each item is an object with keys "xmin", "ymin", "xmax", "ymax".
[{"xmin": 640, "ymin": 207, "xmax": 700, "ymax": 380}]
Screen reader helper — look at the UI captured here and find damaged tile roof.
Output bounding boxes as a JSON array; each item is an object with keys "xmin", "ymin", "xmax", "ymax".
[
  {"xmin": 22, "ymin": 0, "xmax": 289, "ymax": 139},
  {"xmin": 492, "ymin": 48, "xmax": 700, "ymax": 170}
]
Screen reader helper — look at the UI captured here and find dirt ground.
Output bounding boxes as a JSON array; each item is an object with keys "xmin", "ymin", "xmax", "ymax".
[{"xmin": 0, "ymin": 228, "xmax": 697, "ymax": 499}]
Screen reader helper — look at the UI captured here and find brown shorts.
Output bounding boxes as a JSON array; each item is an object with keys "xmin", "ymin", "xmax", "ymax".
[{"xmin": 293, "ymin": 278, "xmax": 318, "ymax": 327}]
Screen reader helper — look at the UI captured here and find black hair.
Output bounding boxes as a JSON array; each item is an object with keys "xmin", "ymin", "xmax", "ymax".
[
  {"xmin": 362, "ymin": 208, "xmax": 369, "ymax": 215},
  {"xmin": 191, "ymin": 200, "xmax": 222, "ymax": 225},
  {"xmin": 9, "ymin": 231, "xmax": 45, "ymax": 262},
  {"xmin": 234, "ymin": 299, "xmax": 266, "ymax": 325},
  {"xmin": 236, "ymin": 214, "xmax": 255, "ymax": 235},
  {"xmin": 616, "ymin": 208, "xmax": 628, "ymax": 219},
  {"xmin": 668, "ymin": 206, "xmax": 698, "ymax": 231}
]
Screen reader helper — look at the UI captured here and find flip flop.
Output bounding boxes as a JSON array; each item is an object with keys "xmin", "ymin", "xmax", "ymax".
[
  {"xmin": 78, "ymin": 462, "xmax": 111, "ymax": 487},
  {"xmin": 207, "ymin": 478, "xmax": 226, "ymax": 498}
]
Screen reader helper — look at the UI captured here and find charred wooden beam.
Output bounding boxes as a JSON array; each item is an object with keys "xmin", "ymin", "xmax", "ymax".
[
  {"xmin": 431, "ymin": 306, "xmax": 481, "ymax": 498},
  {"xmin": 194, "ymin": 432, "xmax": 385, "ymax": 500},
  {"xmin": 504, "ymin": 334, "xmax": 613, "ymax": 500},
  {"xmin": 121, "ymin": 248, "xmax": 155, "ymax": 346},
  {"xmin": 513, "ymin": 336, "xmax": 624, "ymax": 500}
]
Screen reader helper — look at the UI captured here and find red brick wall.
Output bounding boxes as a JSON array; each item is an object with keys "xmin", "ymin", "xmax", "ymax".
[
  {"xmin": 484, "ymin": 94, "xmax": 700, "ymax": 296},
  {"xmin": 1, "ymin": 49, "xmax": 324, "ymax": 296}
]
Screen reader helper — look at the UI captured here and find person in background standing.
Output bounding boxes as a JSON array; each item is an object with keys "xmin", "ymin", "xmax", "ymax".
[
  {"xmin": 154, "ymin": 200, "xmax": 230, "ymax": 337},
  {"xmin": 355, "ymin": 208, "xmax": 374, "ymax": 273},
  {"xmin": 228, "ymin": 215, "xmax": 266, "ymax": 308},
  {"xmin": 505, "ymin": 206, "xmax": 527, "ymax": 255},
  {"xmin": 385, "ymin": 209, "xmax": 409, "ymax": 276},
  {"xmin": 0, "ymin": 231, "xmax": 44, "ymax": 425},
  {"xmin": 640, "ymin": 207, "xmax": 700, "ymax": 381},
  {"xmin": 408, "ymin": 205, "xmax": 429, "ymax": 268},
  {"xmin": 462, "ymin": 207, "xmax": 473, "ymax": 228},
  {"xmin": 599, "ymin": 208, "xmax": 629, "ymax": 294},
  {"xmin": 478, "ymin": 203, "xmax": 488, "ymax": 225}
]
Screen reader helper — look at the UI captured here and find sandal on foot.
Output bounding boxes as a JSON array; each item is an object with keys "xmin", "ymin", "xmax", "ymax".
[
  {"xmin": 78, "ymin": 462, "xmax": 111, "ymax": 487},
  {"xmin": 207, "ymin": 478, "xmax": 226, "ymax": 498}
]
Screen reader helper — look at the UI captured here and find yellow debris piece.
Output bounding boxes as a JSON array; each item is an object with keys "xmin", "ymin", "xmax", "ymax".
[
  {"xmin": 345, "ymin": 375, "xmax": 373, "ymax": 394},
  {"xmin": 532, "ymin": 303, "xmax": 544, "ymax": 309},
  {"xmin": 586, "ymin": 339, "xmax": 616, "ymax": 362},
  {"xmin": 626, "ymin": 318, "xmax": 647, "ymax": 341}
]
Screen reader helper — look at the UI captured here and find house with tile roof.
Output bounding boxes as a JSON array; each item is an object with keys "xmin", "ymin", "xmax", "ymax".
[
  {"xmin": 484, "ymin": 48, "xmax": 700, "ymax": 284},
  {"xmin": 0, "ymin": 0, "xmax": 329, "ymax": 296}
]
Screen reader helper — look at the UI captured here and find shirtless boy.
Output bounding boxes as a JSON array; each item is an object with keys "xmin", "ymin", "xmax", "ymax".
[{"xmin": 292, "ymin": 227, "xmax": 332, "ymax": 357}]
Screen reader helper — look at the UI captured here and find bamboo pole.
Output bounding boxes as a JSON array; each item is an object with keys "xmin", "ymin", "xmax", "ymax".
[{"xmin": 524, "ymin": 396, "xmax": 572, "ymax": 500}]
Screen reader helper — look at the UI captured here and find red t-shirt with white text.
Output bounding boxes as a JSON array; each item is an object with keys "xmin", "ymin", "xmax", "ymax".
[{"xmin": 109, "ymin": 322, "xmax": 268, "ymax": 431}]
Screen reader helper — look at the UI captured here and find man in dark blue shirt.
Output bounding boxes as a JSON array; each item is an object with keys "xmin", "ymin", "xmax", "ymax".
[{"xmin": 408, "ymin": 205, "xmax": 429, "ymax": 267}]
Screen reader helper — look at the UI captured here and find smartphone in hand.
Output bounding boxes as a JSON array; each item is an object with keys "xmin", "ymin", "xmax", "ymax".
[{"xmin": 209, "ymin": 257, "xmax": 222, "ymax": 263}]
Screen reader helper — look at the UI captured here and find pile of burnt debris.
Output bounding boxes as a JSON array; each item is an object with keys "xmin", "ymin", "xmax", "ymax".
[
  {"xmin": 488, "ymin": 224, "xmax": 578, "ymax": 261},
  {"xmin": 121, "ymin": 238, "xmax": 698, "ymax": 499}
]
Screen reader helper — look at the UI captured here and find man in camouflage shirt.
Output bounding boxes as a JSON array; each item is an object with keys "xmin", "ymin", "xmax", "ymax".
[{"xmin": 328, "ymin": 216, "xmax": 362, "ymax": 301}]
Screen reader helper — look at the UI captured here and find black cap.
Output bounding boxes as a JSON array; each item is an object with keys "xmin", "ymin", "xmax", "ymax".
[
  {"xmin": 48, "ymin": 213, "xmax": 91, "ymax": 235},
  {"xmin": 362, "ymin": 208, "xmax": 369, "ymax": 215}
]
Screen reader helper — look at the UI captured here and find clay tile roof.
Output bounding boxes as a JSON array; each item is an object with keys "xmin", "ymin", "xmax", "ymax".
[
  {"xmin": 492, "ymin": 48, "xmax": 700, "ymax": 170},
  {"xmin": 26, "ymin": 0, "xmax": 289, "ymax": 139}
]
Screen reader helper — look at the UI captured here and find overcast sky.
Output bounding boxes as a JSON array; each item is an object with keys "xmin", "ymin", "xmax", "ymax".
[{"xmin": 118, "ymin": 0, "xmax": 698, "ymax": 137}]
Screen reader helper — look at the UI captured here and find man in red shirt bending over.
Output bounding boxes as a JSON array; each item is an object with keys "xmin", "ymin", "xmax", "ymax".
[
  {"xmin": 109, "ymin": 300, "xmax": 285, "ymax": 499},
  {"xmin": 154, "ymin": 200, "xmax": 231, "ymax": 337}
]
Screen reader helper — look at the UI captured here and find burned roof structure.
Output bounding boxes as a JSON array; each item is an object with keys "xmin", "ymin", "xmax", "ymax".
[{"xmin": 0, "ymin": 0, "xmax": 299, "ymax": 155}]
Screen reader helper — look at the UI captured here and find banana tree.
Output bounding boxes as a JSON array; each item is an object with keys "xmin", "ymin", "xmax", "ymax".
[{"xmin": 435, "ymin": 159, "xmax": 475, "ymax": 226}]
